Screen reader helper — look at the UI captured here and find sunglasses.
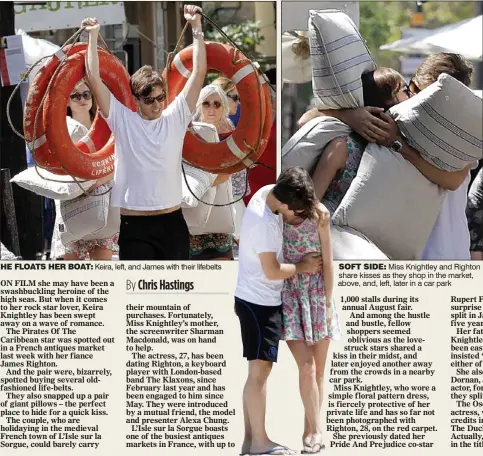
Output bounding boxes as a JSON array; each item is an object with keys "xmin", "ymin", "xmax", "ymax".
[
  {"xmin": 138, "ymin": 93, "xmax": 166, "ymax": 105},
  {"xmin": 406, "ymin": 78, "xmax": 421, "ymax": 97},
  {"xmin": 202, "ymin": 101, "xmax": 222, "ymax": 109},
  {"xmin": 227, "ymin": 93, "xmax": 240, "ymax": 102},
  {"xmin": 70, "ymin": 90, "xmax": 92, "ymax": 102}
]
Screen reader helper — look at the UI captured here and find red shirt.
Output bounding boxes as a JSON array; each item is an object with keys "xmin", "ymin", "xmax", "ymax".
[{"xmin": 244, "ymin": 123, "xmax": 277, "ymax": 205}]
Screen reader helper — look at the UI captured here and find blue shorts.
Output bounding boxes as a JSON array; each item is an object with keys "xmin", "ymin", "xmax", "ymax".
[{"xmin": 234, "ymin": 297, "xmax": 282, "ymax": 362}]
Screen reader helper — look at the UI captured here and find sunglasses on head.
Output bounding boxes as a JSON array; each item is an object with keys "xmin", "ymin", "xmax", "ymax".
[
  {"xmin": 70, "ymin": 90, "xmax": 92, "ymax": 102},
  {"xmin": 227, "ymin": 93, "xmax": 240, "ymax": 102},
  {"xmin": 138, "ymin": 93, "xmax": 166, "ymax": 105},
  {"xmin": 202, "ymin": 101, "xmax": 222, "ymax": 109}
]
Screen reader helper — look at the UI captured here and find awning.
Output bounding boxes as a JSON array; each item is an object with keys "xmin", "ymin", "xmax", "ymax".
[
  {"xmin": 14, "ymin": 1, "xmax": 126, "ymax": 32},
  {"xmin": 380, "ymin": 15, "xmax": 482, "ymax": 61}
]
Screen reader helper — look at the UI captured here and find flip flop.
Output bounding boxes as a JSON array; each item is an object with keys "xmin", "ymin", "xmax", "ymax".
[
  {"xmin": 301, "ymin": 442, "xmax": 326, "ymax": 454},
  {"xmin": 250, "ymin": 446, "xmax": 295, "ymax": 455}
]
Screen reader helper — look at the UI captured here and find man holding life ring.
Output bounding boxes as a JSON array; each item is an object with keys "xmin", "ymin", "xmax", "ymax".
[{"xmin": 81, "ymin": 5, "xmax": 207, "ymax": 260}]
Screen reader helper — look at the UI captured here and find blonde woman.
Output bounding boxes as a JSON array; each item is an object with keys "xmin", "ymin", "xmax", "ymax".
[
  {"xmin": 189, "ymin": 84, "xmax": 235, "ymax": 260},
  {"xmin": 212, "ymin": 76, "xmax": 249, "ymax": 241}
]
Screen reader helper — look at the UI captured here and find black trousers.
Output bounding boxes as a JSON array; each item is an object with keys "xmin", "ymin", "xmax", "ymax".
[{"xmin": 118, "ymin": 209, "xmax": 190, "ymax": 260}]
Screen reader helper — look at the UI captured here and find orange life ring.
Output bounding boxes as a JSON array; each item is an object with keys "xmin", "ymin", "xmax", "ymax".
[
  {"xmin": 24, "ymin": 43, "xmax": 135, "ymax": 179},
  {"xmin": 43, "ymin": 46, "xmax": 135, "ymax": 178},
  {"xmin": 23, "ymin": 43, "xmax": 113, "ymax": 174},
  {"xmin": 163, "ymin": 42, "xmax": 273, "ymax": 174},
  {"xmin": 24, "ymin": 43, "xmax": 77, "ymax": 174}
]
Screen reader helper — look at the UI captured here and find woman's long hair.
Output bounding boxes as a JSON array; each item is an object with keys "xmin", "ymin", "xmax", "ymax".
[
  {"xmin": 66, "ymin": 78, "xmax": 97, "ymax": 121},
  {"xmin": 362, "ymin": 68, "xmax": 406, "ymax": 110},
  {"xmin": 193, "ymin": 84, "xmax": 231, "ymax": 124}
]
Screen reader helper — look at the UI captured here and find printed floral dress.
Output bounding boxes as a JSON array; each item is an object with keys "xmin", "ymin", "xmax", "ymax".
[
  {"xmin": 282, "ymin": 218, "xmax": 341, "ymax": 344},
  {"xmin": 323, "ymin": 133, "xmax": 366, "ymax": 213}
]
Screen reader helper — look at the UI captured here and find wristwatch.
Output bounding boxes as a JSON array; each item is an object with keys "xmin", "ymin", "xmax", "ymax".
[{"xmin": 391, "ymin": 139, "xmax": 403, "ymax": 153}]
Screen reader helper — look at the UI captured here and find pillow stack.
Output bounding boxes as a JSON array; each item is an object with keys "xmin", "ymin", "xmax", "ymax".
[{"xmin": 309, "ymin": 9, "xmax": 376, "ymax": 109}]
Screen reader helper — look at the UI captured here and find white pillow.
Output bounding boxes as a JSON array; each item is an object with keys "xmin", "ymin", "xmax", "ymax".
[
  {"xmin": 309, "ymin": 9, "xmax": 376, "ymax": 110},
  {"xmin": 331, "ymin": 225, "xmax": 388, "ymax": 260},
  {"xmin": 181, "ymin": 122, "xmax": 218, "ymax": 208},
  {"xmin": 60, "ymin": 183, "xmax": 111, "ymax": 242},
  {"xmin": 390, "ymin": 73, "xmax": 483, "ymax": 171},
  {"xmin": 332, "ymin": 143, "xmax": 446, "ymax": 260},
  {"xmin": 183, "ymin": 187, "xmax": 217, "ymax": 230},
  {"xmin": 190, "ymin": 180, "xmax": 236, "ymax": 235},
  {"xmin": 181, "ymin": 164, "xmax": 217, "ymax": 208},
  {"xmin": 11, "ymin": 167, "xmax": 95, "ymax": 200},
  {"xmin": 81, "ymin": 205, "xmax": 120, "ymax": 241},
  {"xmin": 190, "ymin": 121, "xmax": 219, "ymax": 143},
  {"xmin": 11, "ymin": 117, "xmax": 95, "ymax": 200},
  {"xmin": 281, "ymin": 116, "xmax": 351, "ymax": 172}
]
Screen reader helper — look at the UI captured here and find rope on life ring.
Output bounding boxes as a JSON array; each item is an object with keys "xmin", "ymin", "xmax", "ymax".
[
  {"xmin": 23, "ymin": 43, "xmax": 117, "ymax": 175},
  {"xmin": 163, "ymin": 41, "xmax": 272, "ymax": 175}
]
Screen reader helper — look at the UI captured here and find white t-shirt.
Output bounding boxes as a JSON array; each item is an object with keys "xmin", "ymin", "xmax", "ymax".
[
  {"xmin": 421, "ymin": 173, "xmax": 471, "ymax": 260},
  {"xmin": 235, "ymin": 185, "xmax": 284, "ymax": 306},
  {"xmin": 102, "ymin": 93, "xmax": 192, "ymax": 210}
]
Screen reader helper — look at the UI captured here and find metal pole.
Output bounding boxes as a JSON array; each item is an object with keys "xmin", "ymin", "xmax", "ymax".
[
  {"xmin": 0, "ymin": 168, "xmax": 21, "ymax": 257},
  {"xmin": 0, "ymin": 1, "xmax": 43, "ymax": 259},
  {"xmin": 478, "ymin": 2, "xmax": 483, "ymax": 89}
]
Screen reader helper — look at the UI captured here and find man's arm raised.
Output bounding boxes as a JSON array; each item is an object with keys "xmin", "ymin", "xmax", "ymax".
[
  {"xmin": 81, "ymin": 18, "xmax": 111, "ymax": 117},
  {"xmin": 181, "ymin": 5, "xmax": 207, "ymax": 113}
]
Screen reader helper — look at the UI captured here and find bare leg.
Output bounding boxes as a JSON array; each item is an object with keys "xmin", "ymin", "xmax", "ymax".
[
  {"xmin": 287, "ymin": 341, "xmax": 320, "ymax": 452},
  {"xmin": 63, "ymin": 252, "xmax": 79, "ymax": 260},
  {"xmin": 471, "ymin": 251, "xmax": 483, "ymax": 260},
  {"xmin": 241, "ymin": 380, "xmax": 252, "ymax": 455},
  {"xmin": 243, "ymin": 360, "xmax": 295, "ymax": 455},
  {"xmin": 244, "ymin": 360, "xmax": 272, "ymax": 452},
  {"xmin": 89, "ymin": 246, "xmax": 113, "ymax": 260},
  {"xmin": 311, "ymin": 340, "xmax": 331, "ymax": 450}
]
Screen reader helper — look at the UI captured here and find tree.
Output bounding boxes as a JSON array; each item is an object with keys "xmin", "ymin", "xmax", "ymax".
[
  {"xmin": 205, "ymin": 20, "xmax": 265, "ymax": 60},
  {"xmin": 204, "ymin": 20, "xmax": 265, "ymax": 82},
  {"xmin": 360, "ymin": 1, "xmax": 475, "ymax": 69}
]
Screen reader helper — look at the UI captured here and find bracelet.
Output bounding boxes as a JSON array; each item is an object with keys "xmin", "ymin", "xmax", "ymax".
[{"xmin": 192, "ymin": 29, "xmax": 204, "ymax": 39}]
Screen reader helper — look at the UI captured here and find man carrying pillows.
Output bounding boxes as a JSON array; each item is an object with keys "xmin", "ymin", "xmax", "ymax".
[{"xmin": 82, "ymin": 5, "xmax": 206, "ymax": 260}]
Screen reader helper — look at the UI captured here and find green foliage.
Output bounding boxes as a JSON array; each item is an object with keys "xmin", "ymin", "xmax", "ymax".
[
  {"xmin": 205, "ymin": 20, "xmax": 265, "ymax": 59},
  {"xmin": 359, "ymin": 1, "xmax": 476, "ymax": 69}
]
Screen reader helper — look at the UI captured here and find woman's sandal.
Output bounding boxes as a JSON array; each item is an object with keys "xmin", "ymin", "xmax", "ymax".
[{"xmin": 302, "ymin": 441, "xmax": 326, "ymax": 454}]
